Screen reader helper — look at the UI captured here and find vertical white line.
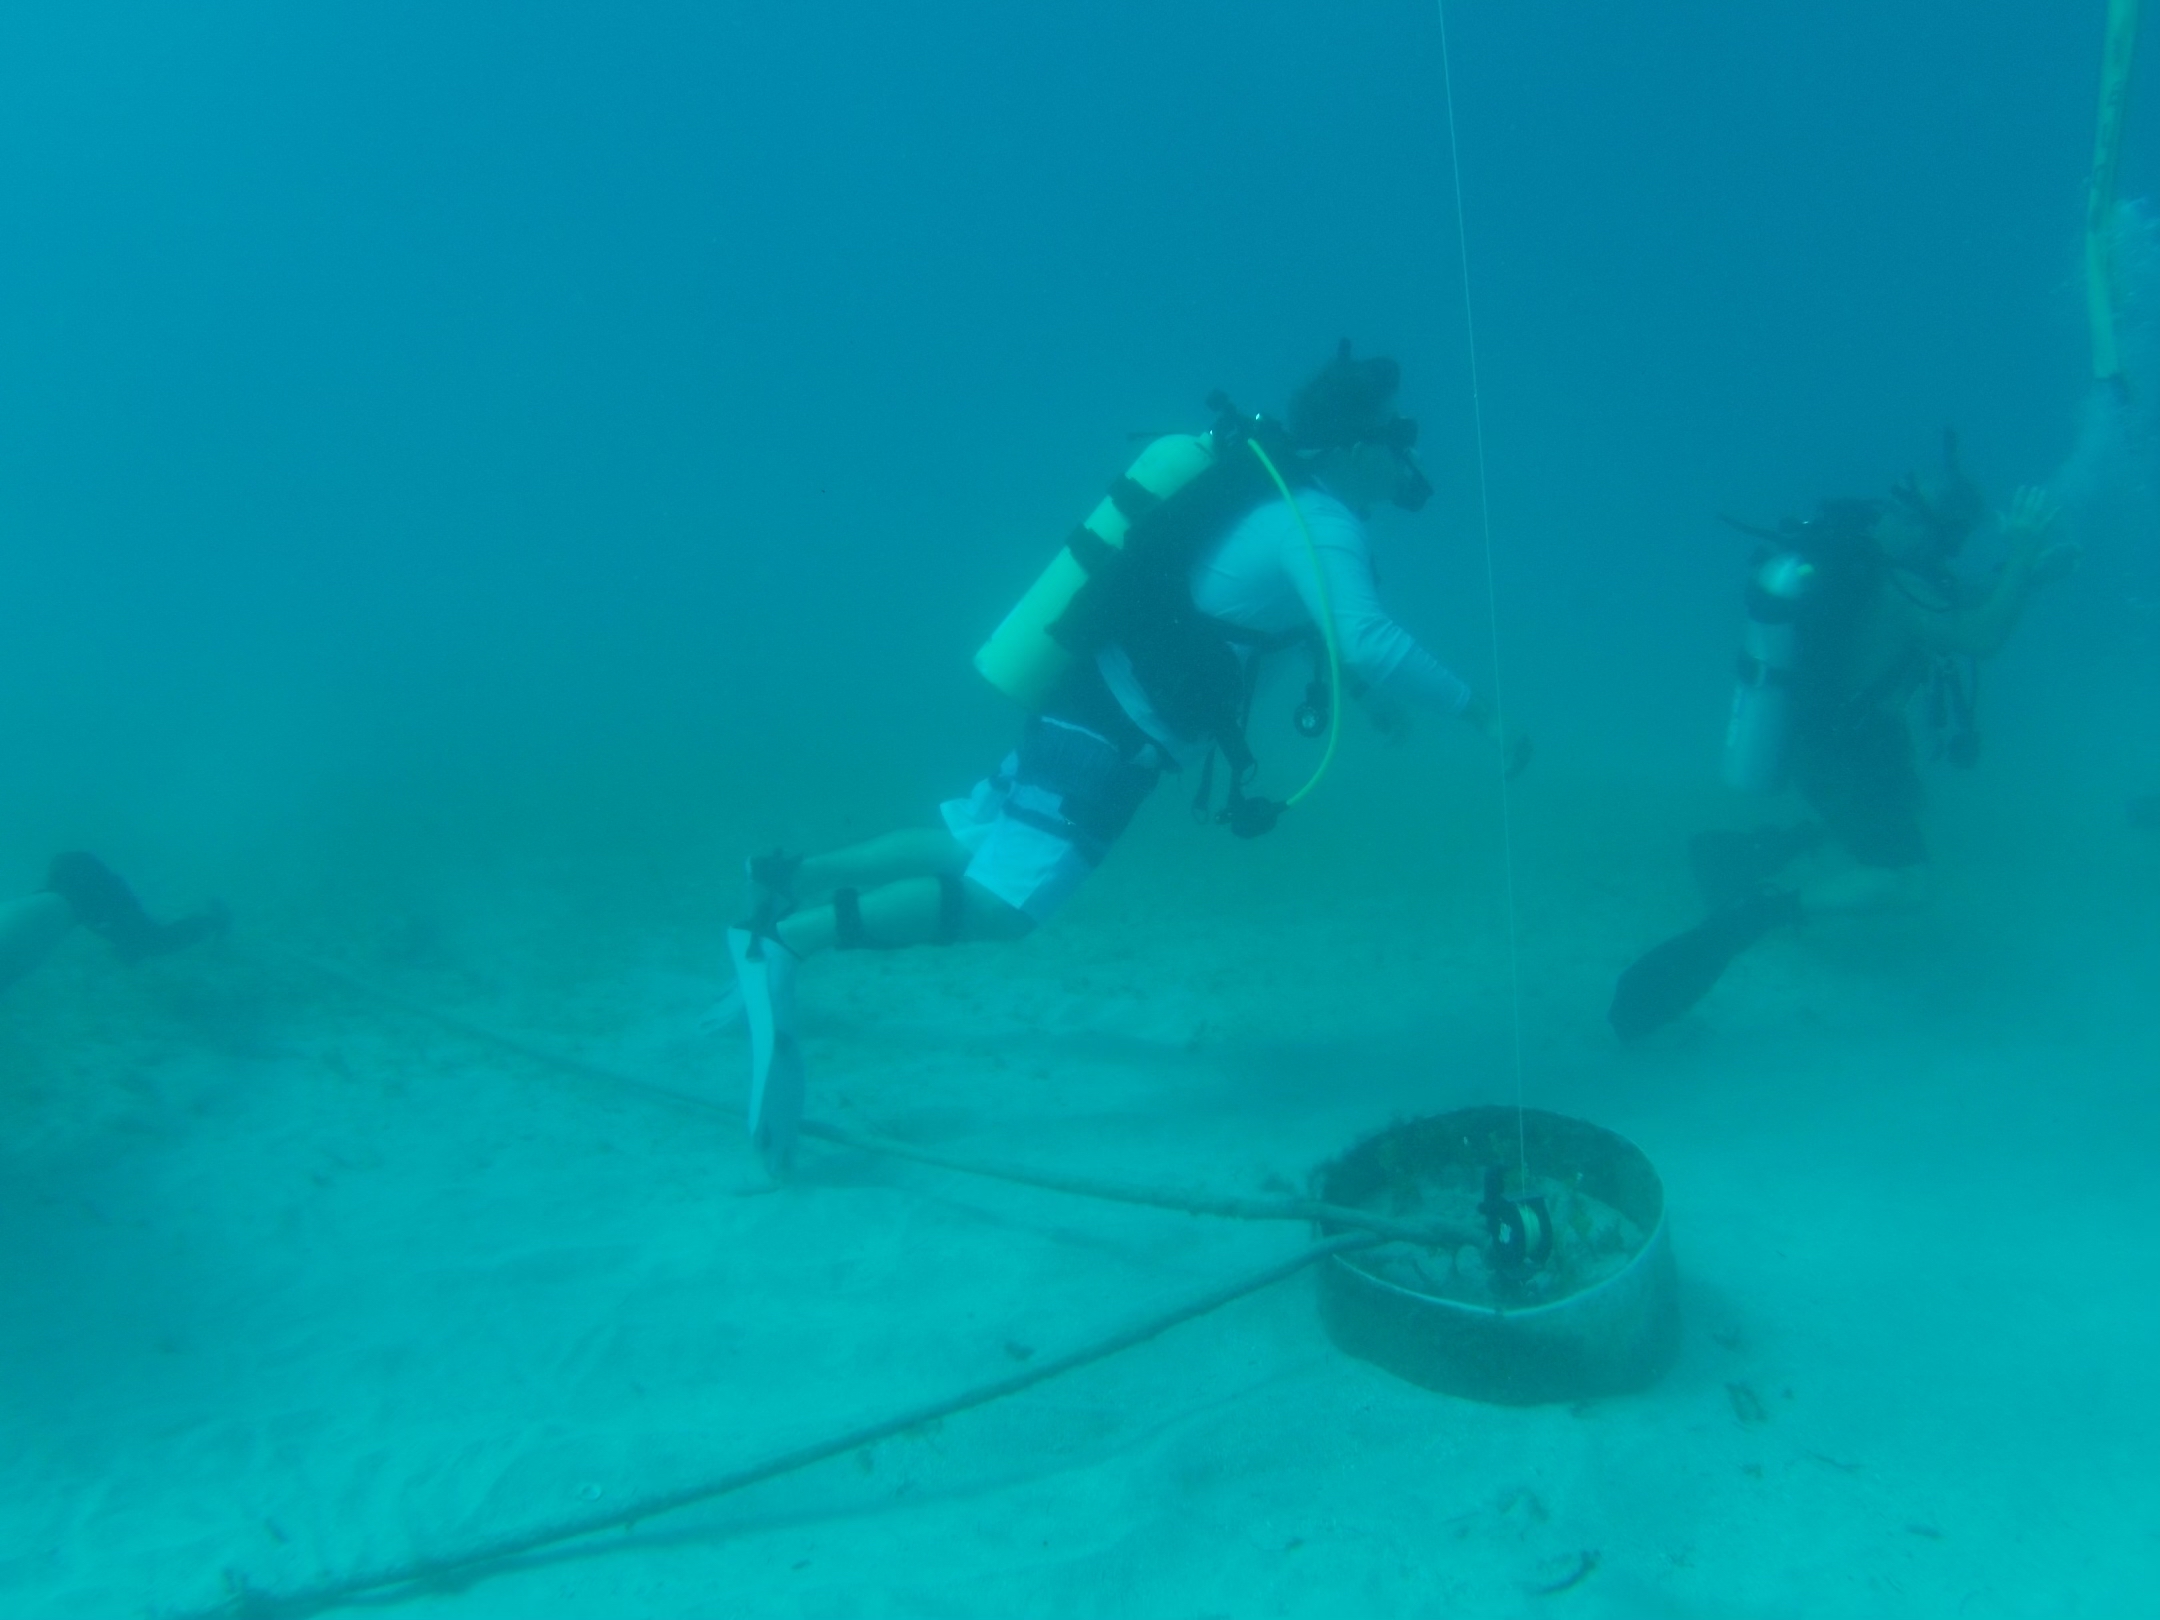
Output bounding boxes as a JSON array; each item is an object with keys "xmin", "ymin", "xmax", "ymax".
[{"xmin": 1433, "ymin": 0, "xmax": 1530, "ymax": 1187}]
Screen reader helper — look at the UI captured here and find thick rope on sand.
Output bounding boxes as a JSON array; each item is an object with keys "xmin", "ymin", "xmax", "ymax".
[
  {"xmin": 184, "ymin": 1232, "xmax": 1374, "ymax": 1620},
  {"xmin": 158, "ymin": 953, "xmax": 1449, "ymax": 1615}
]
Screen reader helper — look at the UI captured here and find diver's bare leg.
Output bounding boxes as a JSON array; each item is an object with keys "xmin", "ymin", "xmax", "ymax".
[
  {"xmin": 792, "ymin": 829, "xmax": 970, "ymax": 899},
  {"xmin": 777, "ymin": 876, "xmax": 1030, "ymax": 959},
  {"xmin": 713, "ymin": 830, "xmax": 1008, "ymax": 1031}
]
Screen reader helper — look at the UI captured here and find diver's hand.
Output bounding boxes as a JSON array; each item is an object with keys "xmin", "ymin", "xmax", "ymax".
[
  {"xmin": 1998, "ymin": 485, "xmax": 2079, "ymax": 592},
  {"xmin": 1464, "ymin": 696, "xmax": 1533, "ymax": 779},
  {"xmin": 1999, "ymin": 484, "xmax": 2058, "ymax": 561}
]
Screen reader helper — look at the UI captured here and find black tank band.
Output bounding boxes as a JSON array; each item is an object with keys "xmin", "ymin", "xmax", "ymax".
[{"xmin": 935, "ymin": 874, "xmax": 966, "ymax": 945}]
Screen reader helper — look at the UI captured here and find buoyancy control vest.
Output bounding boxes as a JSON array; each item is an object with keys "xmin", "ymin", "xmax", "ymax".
[{"xmin": 974, "ymin": 397, "xmax": 1319, "ymax": 783}]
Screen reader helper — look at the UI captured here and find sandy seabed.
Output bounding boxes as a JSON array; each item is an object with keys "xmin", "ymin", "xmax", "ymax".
[{"xmin": 2, "ymin": 767, "xmax": 2155, "ymax": 1620}]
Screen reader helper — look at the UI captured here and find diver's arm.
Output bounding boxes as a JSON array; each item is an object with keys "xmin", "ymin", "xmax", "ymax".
[
  {"xmin": 1915, "ymin": 486, "xmax": 2079, "ymax": 658},
  {"xmin": 1918, "ymin": 557, "xmax": 2040, "ymax": 657},
  {"xmin": 1293, "ymin": 516, "xmax": 1530, "ymax": 773},
  {"xmin": 1292, "ymin": 517, "xmax": 1473, "ymax": 715}
]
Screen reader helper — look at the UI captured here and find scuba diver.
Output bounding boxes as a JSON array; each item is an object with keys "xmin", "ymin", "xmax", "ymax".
[
  {"xmin": 726, "ymin": 343, "xmax": 1531, "ymax": 1172},
  {"xmin": 0, "ymin": 851, "xmax": 228, "ymax": 1000},
  {"xmin": 1610, "ymin": 435, "xmax": 2080, "ymax": 1039}
]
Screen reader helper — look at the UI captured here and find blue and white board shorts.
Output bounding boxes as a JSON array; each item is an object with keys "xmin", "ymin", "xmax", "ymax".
[{"xmin": 940, "ymin": 717, "xmax": 1161, "ymax": 923}]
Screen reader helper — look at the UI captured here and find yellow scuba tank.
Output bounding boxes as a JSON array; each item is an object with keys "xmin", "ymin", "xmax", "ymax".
[{"xmin": 973, "ymin": 432, "xmax": 1217, "ymax": 709}]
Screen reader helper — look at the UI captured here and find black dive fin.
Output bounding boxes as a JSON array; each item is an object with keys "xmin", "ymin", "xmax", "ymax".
[
  {"xmin": 1609, "ymin": 888, "xmax": 1801, "ymax": 1041},
  {"xmin": 45, "ymin": 852, "xmax": 228, "ymax": 963}
]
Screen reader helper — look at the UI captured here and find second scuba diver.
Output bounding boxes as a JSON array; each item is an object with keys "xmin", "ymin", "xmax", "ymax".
[
  {"xmin": 726, "ymin": 343, "xmax": 1530, "ymax": 1172},
  {"xmin": 0, "ymin": 851, "xmax": 228, "ymax": 1001},
  {"xmin": 1610, "ymin": 434, "xmax": 2080, "ymax": 1038}
]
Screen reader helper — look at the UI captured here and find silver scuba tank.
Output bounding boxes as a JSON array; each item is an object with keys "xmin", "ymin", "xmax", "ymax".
[{"xmin": 1721, "ymin": 551, "xmax": 1816, "ymax": 793}]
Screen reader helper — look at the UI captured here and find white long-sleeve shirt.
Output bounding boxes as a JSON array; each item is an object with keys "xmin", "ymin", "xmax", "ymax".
[{"xmin": 1099, "ymin": 484, "xmax": 1472, "ymax": 767}]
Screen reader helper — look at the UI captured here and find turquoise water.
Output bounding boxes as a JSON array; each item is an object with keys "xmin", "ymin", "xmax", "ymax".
[{"xmin": 2, "ymin": 4, "xmax": 2155, "ymax": 1615}]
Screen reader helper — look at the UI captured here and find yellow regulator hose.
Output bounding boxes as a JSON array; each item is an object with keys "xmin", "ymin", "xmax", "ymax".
[{"xmin": 1243, "ymin": 437, "xmax": 1343, "ymax": 808}]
